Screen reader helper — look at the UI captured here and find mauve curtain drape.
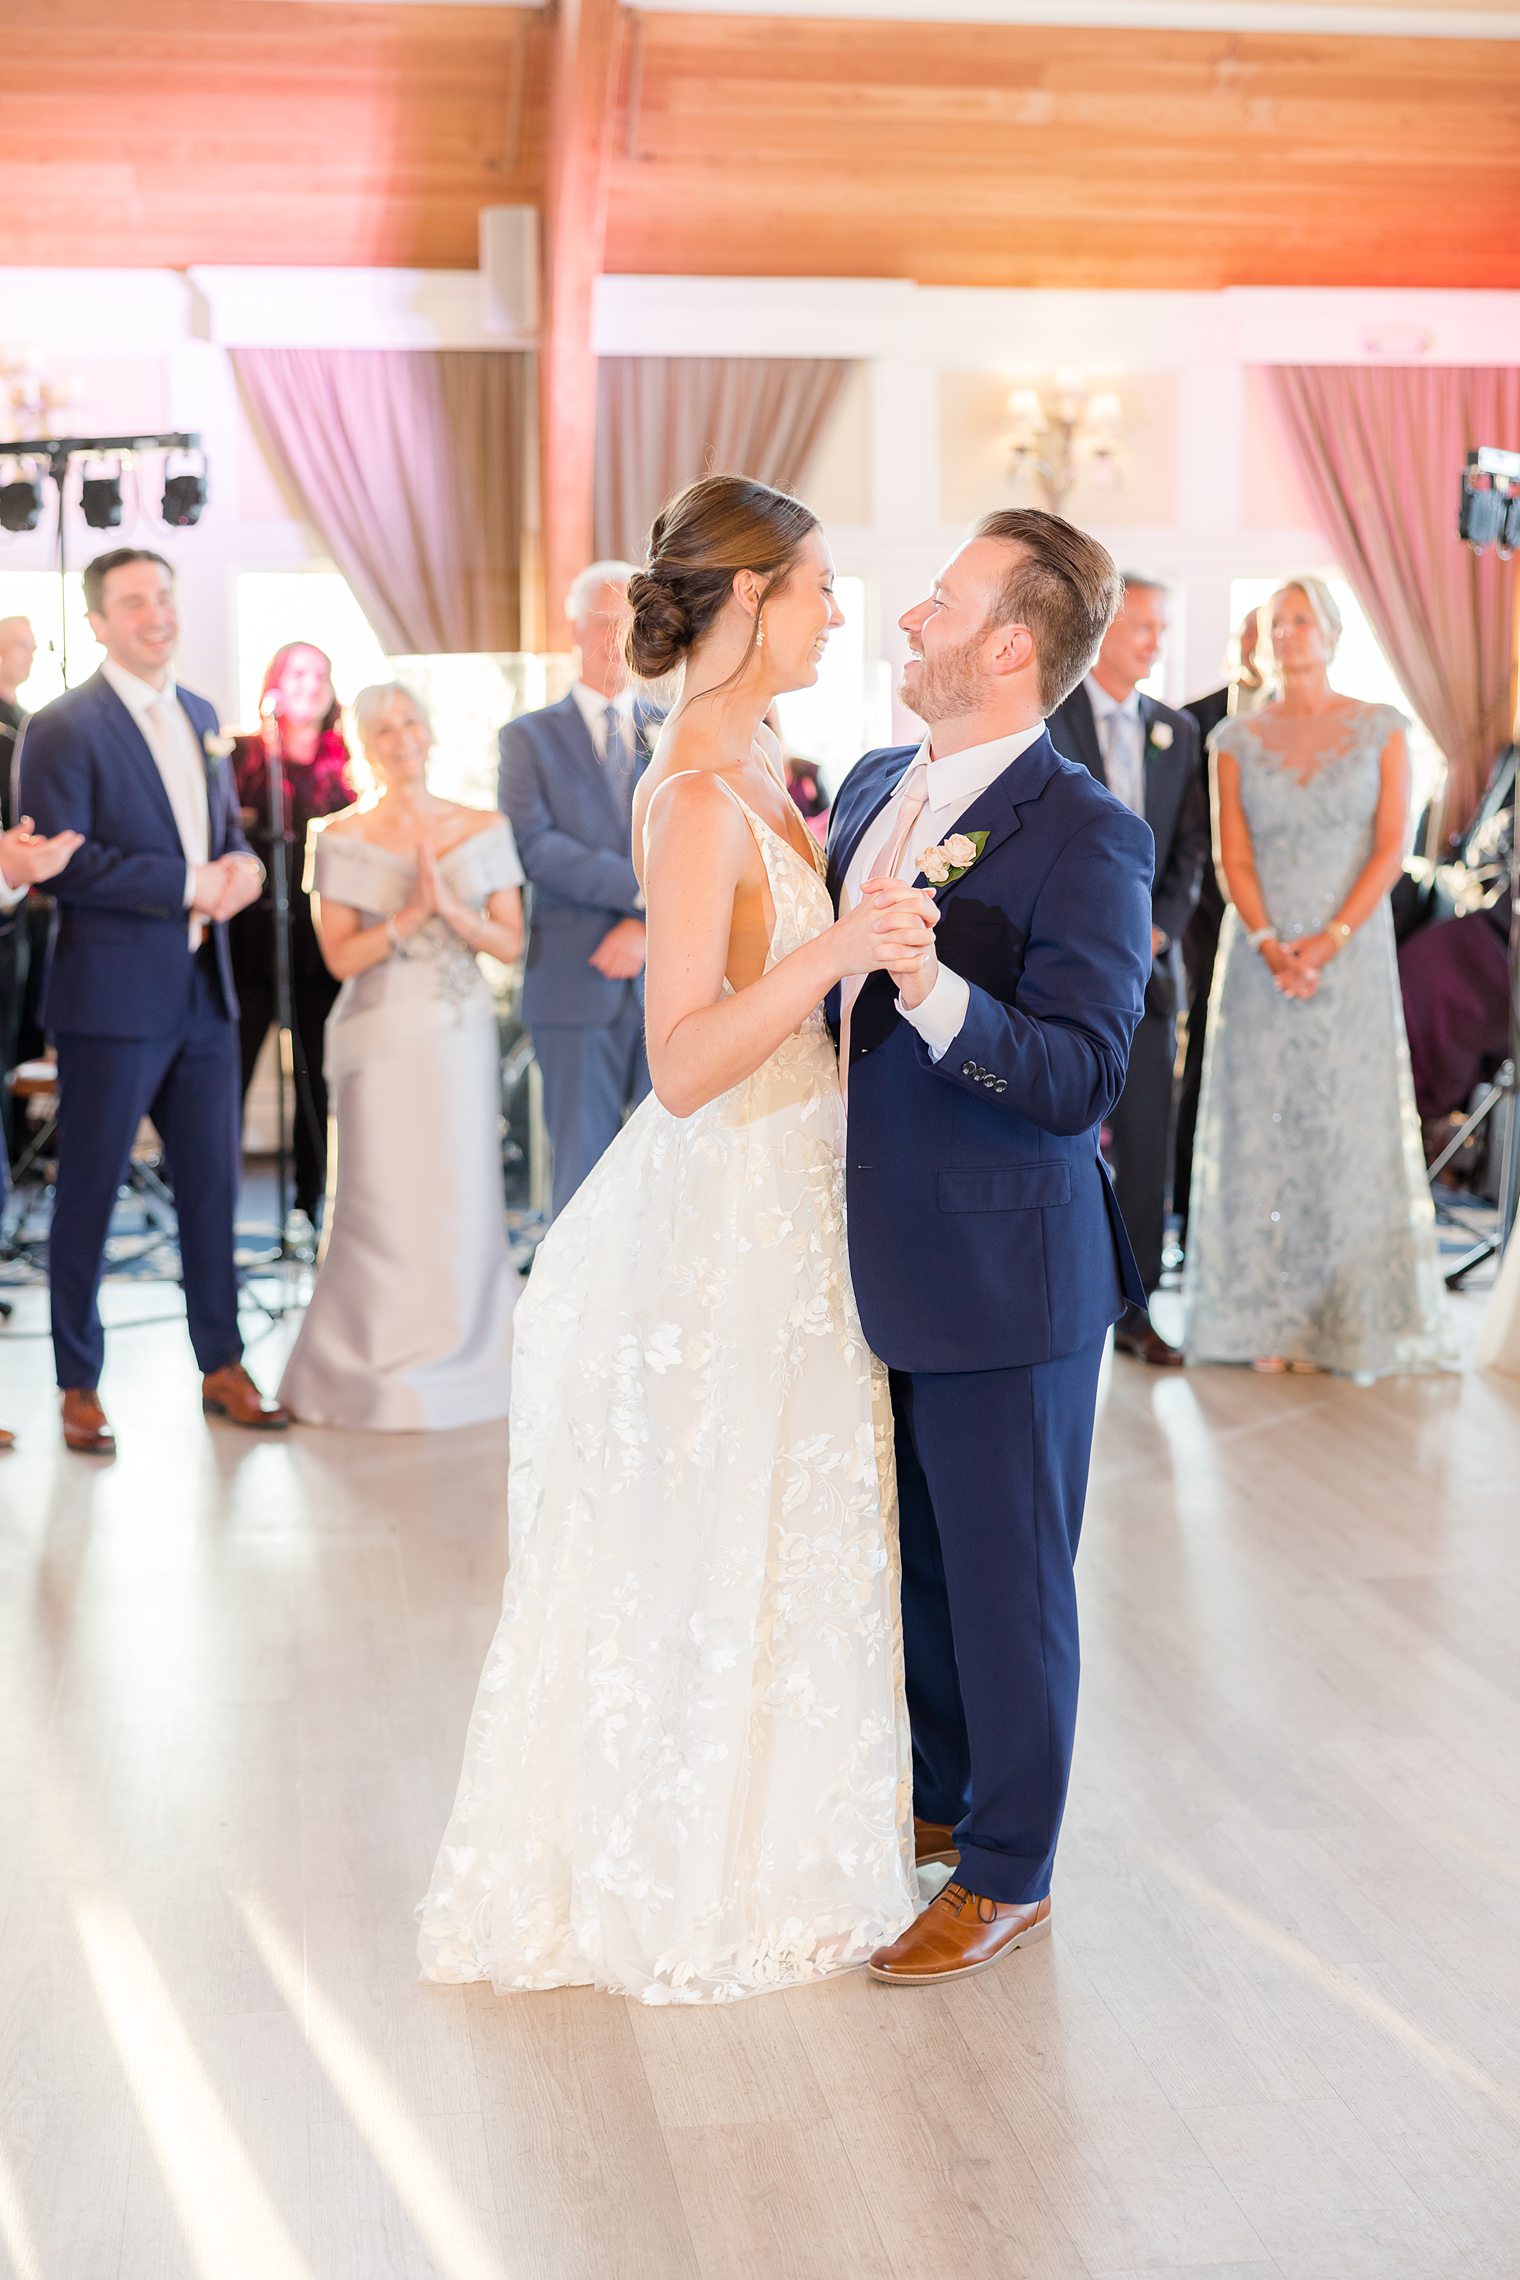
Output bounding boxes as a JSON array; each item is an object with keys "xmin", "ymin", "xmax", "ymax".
[
  {"xmin": 1271, "ymin": 365, "xmax": 1520, "ymax": 833},
  {"xmin": 593, "ymin": 357, "xmax": 855, "ymax": 563},
  {"xmin": 233, "ymin": 347, "xmax": 536, "ymax": 654}
]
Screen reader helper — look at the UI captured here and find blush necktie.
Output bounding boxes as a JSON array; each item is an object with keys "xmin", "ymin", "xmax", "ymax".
[
  {"xmin": 603, "ymin": 704, "xmax": 636, "ymax": 820},
  {"xmin": 839, "ymin": 759, "xmax": 931, "ymax": 1101}
]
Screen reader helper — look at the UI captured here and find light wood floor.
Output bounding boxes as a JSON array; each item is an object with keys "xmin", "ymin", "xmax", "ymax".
[{"xmin": 2, "ymin": 1275, "xmax": 1519, "ymax": 2280}]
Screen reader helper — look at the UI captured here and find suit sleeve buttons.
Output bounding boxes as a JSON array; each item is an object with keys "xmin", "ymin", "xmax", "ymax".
[{"xmin": 960, "ymin": 1060, "xmax": 977, "ymax": 1078}]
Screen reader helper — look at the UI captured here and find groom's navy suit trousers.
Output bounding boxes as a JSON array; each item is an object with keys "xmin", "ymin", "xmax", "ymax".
[{"xmin": 827, "ymin": 733, "xmax": 1153, "ymax": 1906}]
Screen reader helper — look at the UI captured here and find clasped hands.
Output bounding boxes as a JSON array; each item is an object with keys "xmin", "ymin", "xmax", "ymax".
[
  {"xmin": 1262, "ymin": 930, "xmax": 1342, "ymax": 1001},
  {"xmin": 393, "ymin": 840, "xmax": 477, "ymax": 946},
  {"xmin": 191, "ymin": 854, "xmax": 264, "ymax": 925},
  {"xmin": 837, "ymin": 878, "xmax": 941, "ymax": 1006}
]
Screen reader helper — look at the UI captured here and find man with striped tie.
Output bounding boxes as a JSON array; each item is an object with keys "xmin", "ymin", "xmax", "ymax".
[{"xmin": 499, "ymin": 562, "xmax": 656, "ymax": 1219}]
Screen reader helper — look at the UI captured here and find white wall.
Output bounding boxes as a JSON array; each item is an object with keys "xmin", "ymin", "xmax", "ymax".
[{"xmin": 2, "ymin": 265, "xmax": 1517, "ymax": 735}]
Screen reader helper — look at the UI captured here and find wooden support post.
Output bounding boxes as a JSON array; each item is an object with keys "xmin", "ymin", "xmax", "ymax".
[{"xmin": 539, "ymin": 0, "xmax": 624, "ymax": 650}]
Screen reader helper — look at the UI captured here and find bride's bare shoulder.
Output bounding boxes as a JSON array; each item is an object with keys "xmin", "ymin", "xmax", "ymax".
[{"xmin": 642, "ymin": 765, "xmax": 744, "ymax": 837}]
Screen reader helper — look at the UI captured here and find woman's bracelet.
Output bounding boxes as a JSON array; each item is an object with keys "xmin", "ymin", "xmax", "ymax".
[
  {"xmin": 1246, "ymin": 924, "xmax": 1277, "ymax": 952},
  {"xmin": 1327, "ymin": 919, "xmax": 1353, "ymax": 948}
]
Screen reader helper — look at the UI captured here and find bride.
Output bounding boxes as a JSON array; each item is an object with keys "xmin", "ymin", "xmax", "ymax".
[{"xmin": 417, "ymin": 476, "xmax": 937, "ymax": 2002}]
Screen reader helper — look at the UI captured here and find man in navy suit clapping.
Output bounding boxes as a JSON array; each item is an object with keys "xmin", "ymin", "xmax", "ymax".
[{"xmin": 18, "ymin": 550, "xmax": 290, "ymax": 1453}]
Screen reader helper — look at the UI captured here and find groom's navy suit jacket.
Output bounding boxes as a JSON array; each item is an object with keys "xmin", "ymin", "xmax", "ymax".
[
  {"xmin": 18, "ymin": 670, "xmax": 248, "ymax": 1038},
  {"xmin": 826, "ymin": 731, "xmax": 1153, "ymax": 1376}
]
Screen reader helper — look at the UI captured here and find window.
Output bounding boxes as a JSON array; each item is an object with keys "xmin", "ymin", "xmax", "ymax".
[
  {"xmin": 0, "ymin": 571, "xmax": 103, "ymax": 708},
  {"xmin": 774, "ymin": 577, "xmax": 891, "ymax": 793},
  {"xmin": 236, "ymin": 570, "xmax": 388, "ymax": 725}
]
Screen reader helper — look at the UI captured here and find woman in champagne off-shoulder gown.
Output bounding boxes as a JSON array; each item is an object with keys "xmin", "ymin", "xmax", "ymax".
[
  {"xmin": 279, "ymin": 683, "xmax": 524, "ymax": 1431},
  {"xmin": 417, "ymin": 478, "xmax": 937, "ymax": 2002}
]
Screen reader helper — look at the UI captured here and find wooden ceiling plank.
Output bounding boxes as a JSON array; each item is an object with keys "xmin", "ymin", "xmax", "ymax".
[{"xmin": 539, "ymin": 0, "xmax": 626, "ymax": 646}]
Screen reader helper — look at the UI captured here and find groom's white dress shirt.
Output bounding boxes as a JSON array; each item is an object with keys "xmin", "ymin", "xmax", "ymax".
[
  {"xmin": 102, "ymin": 657, "xmax": 213, "ymax": 944},
  {"xmin": 840, "ymin": 722, "xmax": 1046, "ymax": 1064}
]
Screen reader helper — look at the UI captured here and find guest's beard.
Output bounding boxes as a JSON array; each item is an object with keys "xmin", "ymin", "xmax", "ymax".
[{"xmin": 900, "ymin": 632, "xmax": 986, "ymax": 725}]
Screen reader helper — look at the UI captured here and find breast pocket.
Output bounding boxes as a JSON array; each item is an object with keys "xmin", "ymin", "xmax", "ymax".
[{"xmin": 937, "ymin": 1164, "xmax": 1071, "ymax": 1213}]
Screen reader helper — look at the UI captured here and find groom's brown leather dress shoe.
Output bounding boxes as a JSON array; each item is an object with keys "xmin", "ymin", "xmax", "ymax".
[
  {"xmin": 868, "ymin": 1882, "xmax": 1052, "ymax": 1985},
  {"xmin": 61, "ymin": 1388, "xmax": 115, "ymax": 1455},
  {"xmin": 0, "ymin": 1425, "xmax": 15, "ymax": 1451},
  {"xmin": 913, "ymin": 1816, "xmax": 960, "ymax": 1868},
  {"xmin": 202, "ymin": 1362, "xmax": 290, "ymax": 1431}
]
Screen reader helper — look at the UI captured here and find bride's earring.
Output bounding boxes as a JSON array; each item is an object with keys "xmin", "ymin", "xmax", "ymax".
[{"xmin": 755, "ymin": 614, "xmax": 766, "ymax": 651}]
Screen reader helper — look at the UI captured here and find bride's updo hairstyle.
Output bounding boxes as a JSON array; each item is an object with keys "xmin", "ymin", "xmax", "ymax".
[{"xmin": 624, "ymin": 474, "xmax": 818, "ymax": 684}]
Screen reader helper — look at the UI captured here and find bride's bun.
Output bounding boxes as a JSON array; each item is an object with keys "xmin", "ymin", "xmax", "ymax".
[
  {"xmin": 624, "ymin": 568, "xmax": 694, "ymax": 681},
  {"xmin": 622, "ymin": 474, "xmax": 819, "ymax": 681}
]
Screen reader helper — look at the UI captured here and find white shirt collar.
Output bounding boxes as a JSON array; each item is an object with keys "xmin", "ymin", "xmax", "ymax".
[
  {"xmin": 101, "ymin": 656, "xmax": 174, "ymax": 720},
  {"xmin": 1085, "ymin": 672, "xmax": 1141, "ymax": 726},
  {"xmin": 917, "ymin": 721, "xmax": 1046, "ymax": 821},
  {"xmin": 571, "ymin": 680, "xmax": 634, "ymax": 734}
]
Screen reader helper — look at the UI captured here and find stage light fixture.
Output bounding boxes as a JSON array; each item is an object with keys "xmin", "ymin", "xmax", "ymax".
[
  {"xmin": 162, "ymin": 459, "xmax": 207, "ymax": 527},
  {"xmin": 0, "ymin": 472, "xmax": 42, "ymax": 533},
  {"xmin": 81, "ymin": 464, "xmax": 123, "ymax": 530}
]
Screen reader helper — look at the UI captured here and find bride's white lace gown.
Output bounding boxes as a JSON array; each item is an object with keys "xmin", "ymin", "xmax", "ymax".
[{"xmin": 417, "ymin": 777, "xmax": 916, "ymax": 2002}]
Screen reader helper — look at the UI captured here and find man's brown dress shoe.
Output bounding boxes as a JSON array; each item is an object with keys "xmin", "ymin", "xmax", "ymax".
[
  {"xmin": 913, "ymin": 1816, "xmax": 960, "ymax": 1868},
  {"xmin": 868, "ymin": 1881, "xmax": 1052, "ymax": 1985},
  {"xmin": 202, "ymin": 1362, "xmax": 290, "ymax": 1431},
  {"xmin": 0, "ymin": 1426, "xmax": 15, "ymax": 1451},
  {"xmin": 1112, "ymin": 1311, "xmax": 1186, "ymax": 1368},
  {"xmin": 61, "ymin": 1389, "xmax": 115, "ymax": 1455}
]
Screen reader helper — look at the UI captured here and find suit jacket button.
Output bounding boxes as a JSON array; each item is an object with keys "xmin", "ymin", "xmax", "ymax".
[
  {"xmin": 960, "ymin": 1061, "xmax": 976, "ymax": 1078},
  {"xmin": 994, "ymin": 1078, "xmax": 1007, "ymax": 1094}
]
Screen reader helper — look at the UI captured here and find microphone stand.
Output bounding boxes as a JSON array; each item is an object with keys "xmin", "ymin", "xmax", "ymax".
[{"xmin": 259, "ymin": 703, "xmax": 296, "ymax": 1254}]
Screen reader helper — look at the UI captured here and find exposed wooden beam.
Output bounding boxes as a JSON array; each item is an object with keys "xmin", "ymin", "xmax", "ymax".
[{"xmin": 539, "ymin": 0, "xmax": 626, "ymax": 648}]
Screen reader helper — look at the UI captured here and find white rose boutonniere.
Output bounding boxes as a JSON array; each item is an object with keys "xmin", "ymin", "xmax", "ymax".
[
  {"xmin": 203, "ymin": 732, "xmax": 237, "ymax": 763},
  {"xmin": 1148, "ymin": 720, "xmax": 1173, "ymax": 751},
  {"xmin": 917, "ymin": 829, "xmax": 989, "ymax": 887}
]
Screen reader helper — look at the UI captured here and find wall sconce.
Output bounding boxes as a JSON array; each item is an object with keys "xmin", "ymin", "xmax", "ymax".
[
  {"xmin": 0, "ymin": 348, "xmax": 82, "ymax": 443},
  {"xmin": 1005, "ymin": 371, "xmax": 1124, "ymax": 509}
]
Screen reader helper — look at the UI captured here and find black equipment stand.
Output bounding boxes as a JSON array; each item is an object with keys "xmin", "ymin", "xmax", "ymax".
[{"xmin": 1431, "ymin": 843, "xmax": 1520, "ymax": 1288}]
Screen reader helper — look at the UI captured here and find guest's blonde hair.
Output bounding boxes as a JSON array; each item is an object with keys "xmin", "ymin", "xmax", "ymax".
[
  {"xmin": 1271, "ymin": 577, "xmax": 1342, "ymax": 660},
  {"xmin": 351, "ymin": 680, "xmax": 432, "ymax": 749}
]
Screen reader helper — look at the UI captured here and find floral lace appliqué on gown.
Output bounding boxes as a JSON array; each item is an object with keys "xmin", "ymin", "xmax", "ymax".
[{"xmin": 417, "ymin": 779, "xmax": 916, "ymax": 2002}]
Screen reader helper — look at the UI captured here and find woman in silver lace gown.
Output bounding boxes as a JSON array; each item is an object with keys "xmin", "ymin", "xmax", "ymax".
[
  {"xmin": 1184, "ymin": 580, "xmax": 1450, "ymax": 1378},
  {"xmin": 278, "ymin": 684, "xmax": 525, "ymax": 1430}
]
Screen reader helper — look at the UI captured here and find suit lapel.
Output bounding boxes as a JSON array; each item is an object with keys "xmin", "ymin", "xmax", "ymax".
[
  {"xmin": 1063, "ymin": 682, "xmax": 1106, "ymax": 787},
  {"xmin": 827, "ymin": 748, "xmax": 909, "ymax": 902},
  {"xmin": 912, "ymin": 730, "xmax": 1063, "ymax": 901},
  {"xmin": 92, "ymin": 673, "xmax": 183, "ymax": 849},
  {"xmin": 1137, "ymin": 696, "xmax": 1171, "ymax": 844},
  {"xmin": 553, "ymin": 693, "xmax": 622, "ymax": 834}
]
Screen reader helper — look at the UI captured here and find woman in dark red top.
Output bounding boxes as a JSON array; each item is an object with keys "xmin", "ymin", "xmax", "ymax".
[{"xmin": 230, "ymin": 643, "xmax": 358, "ymax": 1237}]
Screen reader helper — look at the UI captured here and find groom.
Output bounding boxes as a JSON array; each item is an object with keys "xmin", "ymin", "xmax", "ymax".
[{"xmin": 827, "ymin": 508, "xmax": 1153, "ymax": 1984}]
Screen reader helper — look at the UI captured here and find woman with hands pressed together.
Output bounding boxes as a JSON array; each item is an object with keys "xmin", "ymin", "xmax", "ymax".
[
  {"xmin": 277, "ymin": 682, "xmax": 525, "ymax": 1431},
  {"xmin": 1183, "ymin": 579, "xmax": 1449, "ymax": 1378}
]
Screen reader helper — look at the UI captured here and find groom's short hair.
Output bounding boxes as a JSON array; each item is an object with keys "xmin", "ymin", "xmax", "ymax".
[{"xmin": 973, "ymin": 510, "xmax": 1122, "ymax": 715}]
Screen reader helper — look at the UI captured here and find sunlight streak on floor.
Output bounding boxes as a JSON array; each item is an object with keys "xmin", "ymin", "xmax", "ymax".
[
  {"xmin": 0, "ymin": 2133, "xmax": 45, "ymax": 2280},
  {"xmin": 238, "ymin": 1898, "xmax": 510, "ymax": 2280},
  {"xmin": 74, "ymin": 1897, "xmax": 314, "ymax": 2280},
  {"xmin": 1155, "ymin": 1853, "xmax": 1520, "ymax": 2127}
]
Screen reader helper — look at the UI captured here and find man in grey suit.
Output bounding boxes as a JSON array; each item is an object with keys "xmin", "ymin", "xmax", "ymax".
[
  {"xmin": 499, "ymin": 562, "xmax": 654, "ymax": 1219},
  {"xmin": 1048, "ymin": 573, "xmax": 1208, "ymax": 1366}
]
